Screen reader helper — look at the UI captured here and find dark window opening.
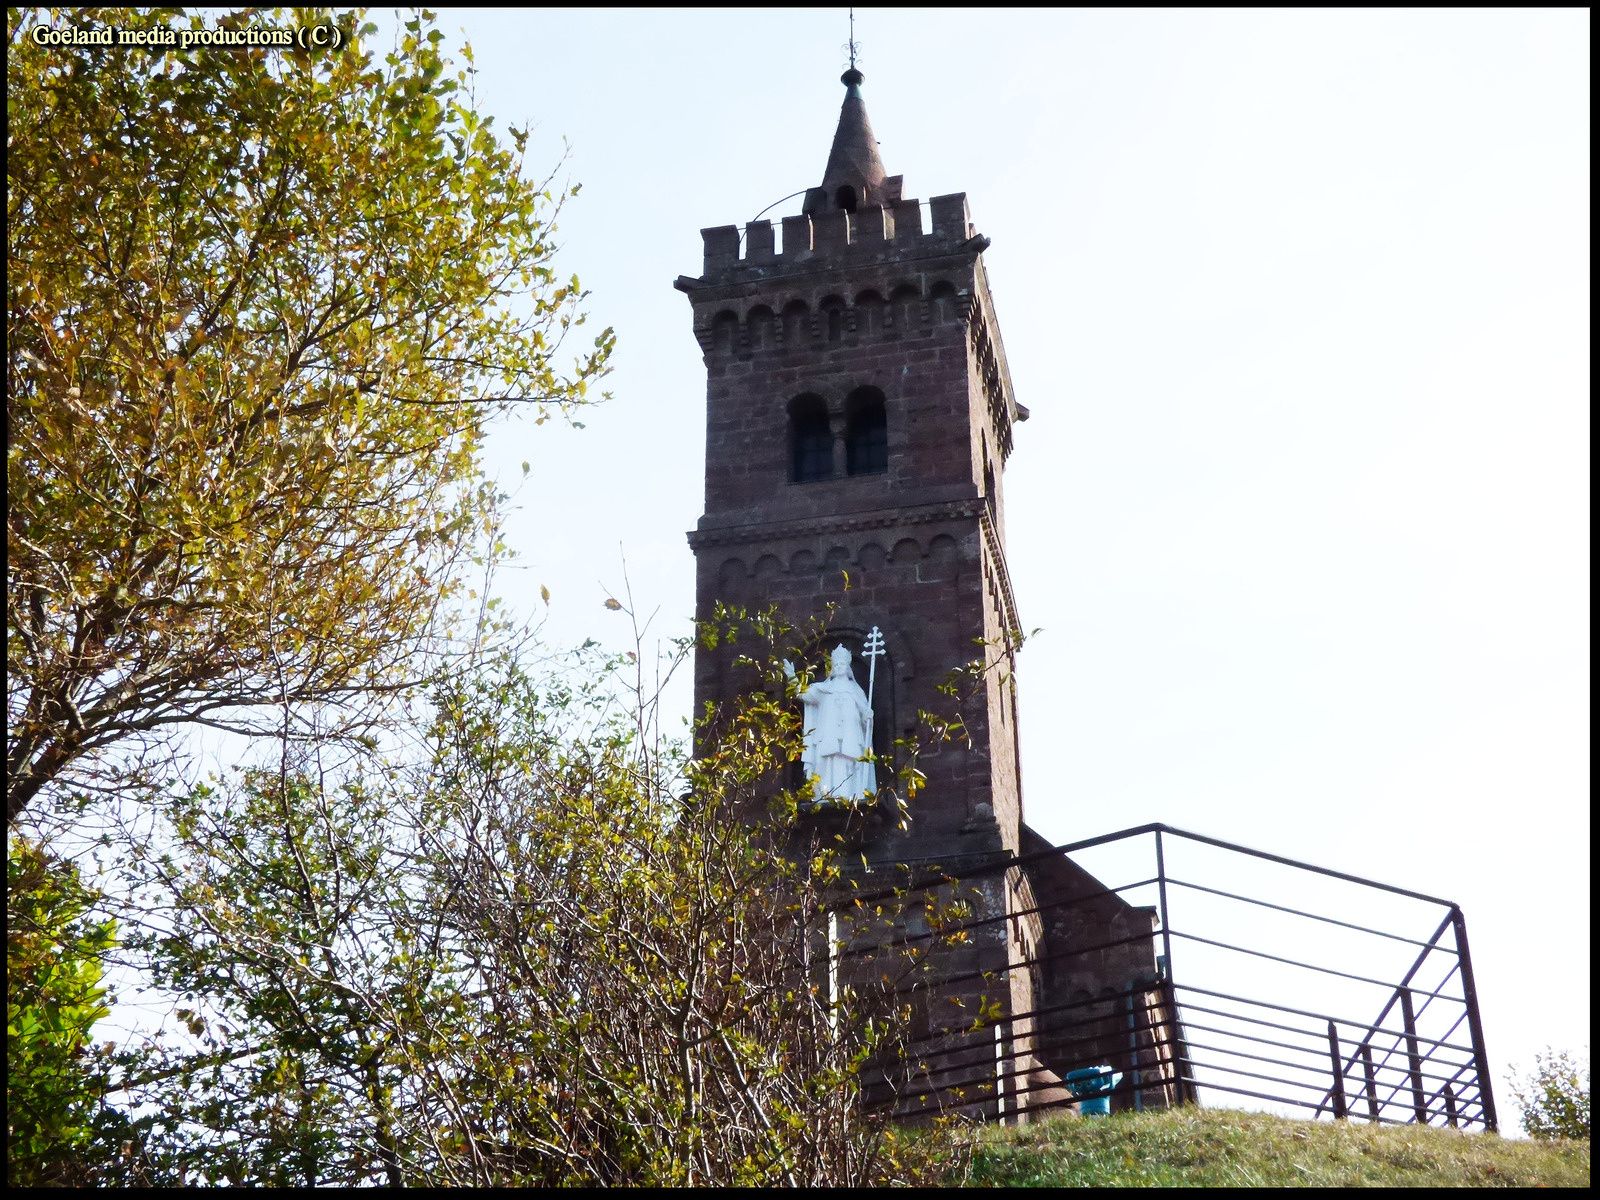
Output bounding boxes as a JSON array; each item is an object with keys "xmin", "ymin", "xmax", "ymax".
[
  {"xmin": 790, "ymin": 395, "xmax": 833, "ymax": 483},
  {"xmin": 835, "ymin": 185, "xmax": 858, "ymax": 213},
  {"xmin": 822, "ymin": 301, "xmax": 844, "ymax": 343},
  {"xmin": 845, "ymin": 388, "xmax": 888, "ymax": 476}
]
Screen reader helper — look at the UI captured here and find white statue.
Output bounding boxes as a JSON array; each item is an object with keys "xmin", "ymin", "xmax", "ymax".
[{"xmin": 784, "ymin": 644, "xmax": 876, "ymax": 802}]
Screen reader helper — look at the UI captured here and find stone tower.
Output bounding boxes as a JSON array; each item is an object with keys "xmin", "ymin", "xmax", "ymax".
[
  {"xmin": 677, "ymin": 66, "xmax": 1030, "ymax": 868},
  {"xmin": 675, "ymin": 66, "xmax": 1176, "ymax": 1123}
]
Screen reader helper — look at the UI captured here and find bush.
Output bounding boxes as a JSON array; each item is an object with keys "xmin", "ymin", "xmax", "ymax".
[{"xmin": 1511, "ymin": 1049, "xmax": 1590, "ymax": 1141}]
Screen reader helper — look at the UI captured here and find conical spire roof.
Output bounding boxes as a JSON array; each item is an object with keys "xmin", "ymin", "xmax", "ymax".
[{"xmin": 804, "ymin": 68, "xmax": 898, "ymax": 214}]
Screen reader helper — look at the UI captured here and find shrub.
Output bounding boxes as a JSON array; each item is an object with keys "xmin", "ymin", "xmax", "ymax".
[{"xmin": 1510, "ymin": 1048, "xmax": 1590, "ymax": 1141}]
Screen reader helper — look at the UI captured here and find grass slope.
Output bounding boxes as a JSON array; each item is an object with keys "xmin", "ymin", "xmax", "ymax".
[{"xmin": 960, "ymin": 1108, "xmax": 1590, "ymax": 1188}]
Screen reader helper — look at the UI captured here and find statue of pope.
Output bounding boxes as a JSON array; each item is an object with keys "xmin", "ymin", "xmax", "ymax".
[{"xmin": 784, "ymin": 645, "xmax": 876, "ymax": 802}]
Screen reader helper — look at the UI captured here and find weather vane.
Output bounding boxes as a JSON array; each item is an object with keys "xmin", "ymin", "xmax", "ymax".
[{"xmin": 843, "ymin": 6, "xmax": 860, "ymax": 72}]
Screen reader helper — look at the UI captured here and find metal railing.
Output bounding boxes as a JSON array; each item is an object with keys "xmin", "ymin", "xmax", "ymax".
[{"xmin": 834, "ymin": 823, "xmax": 1496, "ymax": 1131}]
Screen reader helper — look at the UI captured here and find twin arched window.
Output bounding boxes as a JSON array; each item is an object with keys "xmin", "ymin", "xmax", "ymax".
[
  {"xmin": 845, "ymin": 388, "xmax": 887, "ymax": 476},
  {"xmin": 789, "ymin": 395, "xmax": 832, "ymax": 483},
  {"xmin": 789, "ymin": 388, "xmax": 887, "ymax": 483}
]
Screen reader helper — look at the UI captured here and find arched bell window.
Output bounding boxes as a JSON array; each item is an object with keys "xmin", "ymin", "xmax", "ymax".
[
  {"xmin": 789, "ymin": 394, "xmax": 832, "ymax": 483},
  {"xmin": 845, "ymin": 387, "xmax": 888, "ymax": 476},
  {"xmin": 819, "ymin": 296, "xmax": 845, "ymax": 344}
]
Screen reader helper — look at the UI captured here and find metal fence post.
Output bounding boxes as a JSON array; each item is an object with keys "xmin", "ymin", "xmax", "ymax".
[
  {"xmin": 1125, "ymin": 989, "xmax": 1144, "ymax": 1112},
  {"xmin": 1360, "ymin": 1042, "xmax": 1380, "ymax": 1123},
  {"xmin": 1327, "ymin": 1022, "xmax": 1348, "ymax": 1119},
  {"xmin": 1154, "ymin": 830, "xmax": 1193, "ymax": 1105},
  {"xmin": 1155, "ymin": 829, "xmax": 1173, "ymax": 986},
  {"xmin": 1449, "ymin": 905, "xmax": 1498, "ymax": 1133},
  {"xmin": 1399, "ymin": 987, "xmax": 1428, "ymax": 1124}
]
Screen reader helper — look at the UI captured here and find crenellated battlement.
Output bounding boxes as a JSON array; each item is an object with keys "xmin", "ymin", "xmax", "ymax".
[{"xmin": 699, "ymin": 193, "xmax": 976, "ymax": 278}]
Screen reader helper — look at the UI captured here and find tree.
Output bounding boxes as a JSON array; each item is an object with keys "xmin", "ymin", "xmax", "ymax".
[
  {"xmin": 6, "ymin": 838, "xmax": 128, "ymax": 1185},
  {"xmin": 6, "ymin": 7, "xmax": 613, "ymax": 822},
  {"xmin": 1511, "ymin": 1049, "xmax": 1590, "ymax": 1141},
  {"xmin": 108, "ymin": 611, "xmax": 966, "ymax": 1185}
]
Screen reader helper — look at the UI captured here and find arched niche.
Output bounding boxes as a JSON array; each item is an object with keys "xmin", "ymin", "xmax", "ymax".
[
  {"xmin": 781, "ymin": 299, "xmax": 810, "ymax": 347},
  {"xmin": 852, "ymin": 289, "xmax": 884, "ymax": 337},
  {"xmin": 889, "ymin": 283, "xmax": 921, "ymax": 335},
  {"xmin": 819, "ymin": 295, "xmax": 846, "ymax": 343},
  {"xmin": 789, "ymin": 625, "xmax": 903, "ymax": 802},
  {"xmin": 747, "ymin": 305, "xmax": 775, "ymax": 352}
]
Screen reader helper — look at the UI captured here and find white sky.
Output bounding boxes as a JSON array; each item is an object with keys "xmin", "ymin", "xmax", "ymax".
[{"xmin": 394, "ymin": 8, "xmax": 1588, "ymax": 1133}]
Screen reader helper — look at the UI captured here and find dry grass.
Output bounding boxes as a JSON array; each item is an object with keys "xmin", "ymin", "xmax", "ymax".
[{"xmin": 957, "ymin": 1107, "xmax": 1590, "ymax": 1188}]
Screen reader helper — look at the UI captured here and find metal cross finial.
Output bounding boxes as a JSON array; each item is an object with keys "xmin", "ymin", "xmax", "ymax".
[
  {"xmin": 863, "ymin": 625, "xmax": 886, "ymax": 707},
  {"xmin": 849, "ymin": 7, "xmax": 857, "ymax": 70}
]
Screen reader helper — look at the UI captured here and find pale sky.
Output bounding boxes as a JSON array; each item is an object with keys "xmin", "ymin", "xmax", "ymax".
[{"xmin": 392, "ymin": 8, "xmax": 1588, "ymax": 1133}]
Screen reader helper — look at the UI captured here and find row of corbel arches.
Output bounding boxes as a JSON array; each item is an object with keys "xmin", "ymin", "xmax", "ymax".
[
  {"xmin": 716, "ymin": 532, "xmax": 963, "ymax": 587},
  {"xmin": 708, "ymin": 280, "xmax": 966, "ymax": 355}
]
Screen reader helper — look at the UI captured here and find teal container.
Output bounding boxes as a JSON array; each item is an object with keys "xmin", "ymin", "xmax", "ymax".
[{"xmin": 1063, "ymin": 1065, "xmax": 1122, "ymax": 1116}]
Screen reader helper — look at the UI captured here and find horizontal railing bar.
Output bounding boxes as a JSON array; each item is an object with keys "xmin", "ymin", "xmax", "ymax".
[
  {"xmin": 1181, "ymin": 1036, "xmax": 1348, "ymax": 1080},
  {"xmin": 911, "ymin": 1010, "xmax": 1166, "ymax": 1062},
  {"xmin": 1426, "ymin": 1039, "xmax": 1479, "ymax": 1095},
  {"xmin": 1176, "ymin": 1001, "xmax": 1338, "ymax": 1046},
  {"xmin": 836, "ymin": 823, "xmax": 1170, "ymax": 906},
  {"xmin": 845, "ymin": 819, "xmax": 1456, "ymax": 925},
  {"xmin": 1359, "ymin": 1030, "xmax": 1477, "ymax": 1112},
  {"xmin": 1168, "ymin": 929, "xmax": 1464, "ymax": 998},
  {"xmin": 1176, "ymin": 1055, "xmax": 1341, "ymax": 1097},
  {"xmin": 1423, "ymin": 1098, "xmax": 1484, "ymax": 1125},
  {"xmin": 894, "ymin": 931, "xmax": 1160, "ymax": 997},
  {"xmin": 1179, "ymin": 1019, "xmax": 1347, "ymax": 1063},
  {"xmin": 1351, "ymin": 964, "xmax": 1469, "ymax": 1112},
  {"xmin": 1164, "ymin": 875, "xmax": 1446, "ymax": 949},
  {"xmin": 907, "ymin": 1026, "xmax": 1177, "ymax": 1095},
  {"xmin": 881, "ymin": 1066, "xmax": 1173, "ymax": 1121},
  {"xmin": 873, "ymin": 925, "xmax": 1157, "ymax": 981},
  {"xmin": 1332, "ymin": 1024, "xmax": 1478, "ymax": 1065},
  {"xmin": 1173, "ymin": 983, "xmax": 1470, "ymax": 1049},
  {"xmin": 1371, "ymin": 1040, "xmax": 1482, "ymax": 1116},
  {"xmin": 1154, "ymin": 824, "xmax": 1458, "ymax": 907},
  {"xmin": 1315, "ymin": 913, "xmax": 1460, "ymax": 1117},
  {"xmin": 879, "ymin": 1043, "xmax": 1177, "ymax": 1112},
  {"xmin": 1362, "ymin": 1004, "xmax": 1475, "ymax": 1092},
  {"xmin": 1173, "ymin": 1075, "xmax": 1328, "ymax": 1112},
  {"xmin": 908, "ymin": 1036, "xmax": 1171, "ymax": 1097},
  {"xmin": 1360, "ymin": 1107, "xmax": 1486, "ymax": 1131},
  {"xmin": 1404, "ymin": 960, "xmax": 1464, "ymax": 1030},
  {"xmin": 835, "ymin": 875, "xmax": 1164, "ymax": 957},
  {"xmin": 900, "ymin": 979, "xmax": 1163, "ymax": 1049}
]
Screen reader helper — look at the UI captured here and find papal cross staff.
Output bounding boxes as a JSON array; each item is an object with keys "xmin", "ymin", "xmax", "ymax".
[{"xmin": 863, "ymin": 625, "xmax": 886, "ymax": 708}]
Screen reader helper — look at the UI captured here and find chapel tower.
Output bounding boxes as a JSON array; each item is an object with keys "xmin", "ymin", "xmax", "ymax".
[
  {"xmin": 677, "ymin": 66, "xmax": 1031, "ymax": 867},
  {"xmin": 675, "ymin": 64, "xmax": 1178, "ymax": 1124}
]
